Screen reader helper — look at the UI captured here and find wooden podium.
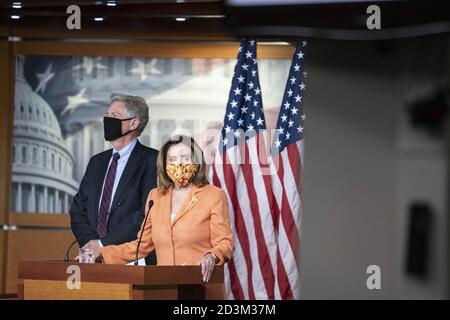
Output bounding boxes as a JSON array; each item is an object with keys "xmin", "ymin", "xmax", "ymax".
[{"xmin": 18, "ymin": 261, "xmax": 225, "ymax": 300}]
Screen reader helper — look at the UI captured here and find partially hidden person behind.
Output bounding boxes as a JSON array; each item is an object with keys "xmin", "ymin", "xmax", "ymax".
[
  {"xmin": 70, "ymin": 93, "xmax": 158, "ymax": 265},
  {"xmin": 80, "ymin": 134, "xmax": 234, "ymax": 282}
]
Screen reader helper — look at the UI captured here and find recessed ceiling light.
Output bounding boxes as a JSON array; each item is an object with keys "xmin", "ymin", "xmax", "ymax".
[
  {"xmin": 175, "ymin": 17, "xmax": 187, "ymax": 22},
  {"xmin": 11, "ymin": 15, "xmax": 21, "ymax": 20},
  {"xmin": 106, "ymin": 1, "xmax": 117, "ymax": 6},
  {"xmin": 8, "ymin": 36, "xmax": 22, "ymax": 42},
  {"xmin": 12, "ymin": 2, "xmax": 22, "ymax": 9},
  {"xmin": 94, "ymin": 17, "xmax": 104, "ymax": 21},
  {"xmin": 259, "ymin": 42, "xmax": 291, "ymax": 46}
]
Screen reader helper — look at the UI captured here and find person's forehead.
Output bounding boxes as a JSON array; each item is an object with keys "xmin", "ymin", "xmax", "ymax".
[
  {"xmin": 108, "ymin": 101, "xmax": 126, "ymax": 113},
  {"xmin": 167, "ymin": 144, "xmax": 191, "ymax": 155}
]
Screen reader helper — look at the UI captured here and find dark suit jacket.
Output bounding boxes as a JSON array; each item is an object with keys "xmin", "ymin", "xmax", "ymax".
[{"xmin": 69, "ymin": 139, "xmax": 158, "ymax": 264}]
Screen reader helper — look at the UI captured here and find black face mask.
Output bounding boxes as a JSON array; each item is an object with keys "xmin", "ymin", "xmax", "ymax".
[{"xmin": 103, "ymin": 116, "xmax": 136, "ymax": 141}]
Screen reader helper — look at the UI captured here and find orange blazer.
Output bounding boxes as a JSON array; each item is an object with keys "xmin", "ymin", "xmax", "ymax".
[{"xmin": 102, "ymin": 184, "xmax": 233, "ymax": 266}]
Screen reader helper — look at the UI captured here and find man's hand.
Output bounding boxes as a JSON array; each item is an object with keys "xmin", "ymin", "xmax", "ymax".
[
  {"xmin": 84, "ymin": 240, "xmax": 102, "ymax": 251},
  {"xmin": 74, "ymin": 240, "xmax": 102, "ymax": 262},
  {"xmin": 197, "ymin": 253, "xmax": 216, "ymax": 283}
]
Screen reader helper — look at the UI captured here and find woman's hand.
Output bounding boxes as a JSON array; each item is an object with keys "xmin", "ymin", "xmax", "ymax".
[{"xmin": 197, "ymin": 253, "xmax": 217, "ymax": 283}]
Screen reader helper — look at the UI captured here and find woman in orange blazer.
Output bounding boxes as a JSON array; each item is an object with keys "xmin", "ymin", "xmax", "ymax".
[{"xmin": 94, "ymin": 135, "xmax": 233, "ymax": 282}]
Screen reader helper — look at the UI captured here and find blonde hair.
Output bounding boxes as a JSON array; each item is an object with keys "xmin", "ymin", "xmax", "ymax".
[{"xmin": 157, "ymin": 135, "xmax": 209, "ymax": 195}]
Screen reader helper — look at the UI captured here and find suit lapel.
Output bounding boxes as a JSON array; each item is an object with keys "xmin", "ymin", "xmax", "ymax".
[
  {"xmin": 110, "ymin": 140, "xmax": 143, "ymax": 210},
  {"xmin": 94, "ymin": 150, "xmax": 113, "ymax": 216},
  {"xmin": 162, "ymin": 187, "xmax": 173, "ymax": 233},
  {"xmin": 171, "ymin": 185, "xmax": 203, "ymax": 227}
]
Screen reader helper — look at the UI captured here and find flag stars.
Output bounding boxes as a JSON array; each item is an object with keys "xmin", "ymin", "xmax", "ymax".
[
  {"xmin": 224, "ymin": 41, "xmax": 306, "ymax": 150},
  {"xmin": 301, "ymin": 114, "xmax": 306, "ymax": 121},
  {"xmin": 284, "ymin": 101, "xmax": 290, "ymax": 109},
  {"xmin": 222, "ymin": 41, "xmax": 281, "ymax": 146}
]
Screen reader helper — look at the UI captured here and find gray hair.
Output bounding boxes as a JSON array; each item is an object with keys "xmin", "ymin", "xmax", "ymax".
[{"xmin": 110, "ymin": 93, "xmax": 149, "ymax": 135}]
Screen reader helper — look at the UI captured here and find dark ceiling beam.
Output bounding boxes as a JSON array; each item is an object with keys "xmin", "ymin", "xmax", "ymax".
[{"xmin": 0, "ymin": 15, "xmax": 234, "ymax": 42}]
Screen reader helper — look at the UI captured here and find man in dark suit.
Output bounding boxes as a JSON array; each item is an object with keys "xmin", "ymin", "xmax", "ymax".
[{"xmin": 70, "ymin": 93, "xmax": 158, "ymax": 265}]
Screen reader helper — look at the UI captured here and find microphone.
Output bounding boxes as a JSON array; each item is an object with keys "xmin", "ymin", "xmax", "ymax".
[
  {"xmin": 64, "ymin": 240, "xmax": 78, "ymax": 262},
  {"xmin": 134, "ymin": 200, "xmax": 154, "ymax": 266}
]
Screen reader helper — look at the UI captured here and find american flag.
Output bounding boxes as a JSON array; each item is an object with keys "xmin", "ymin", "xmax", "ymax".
[
  {"xmin": 210, "ymin": 39, "xmax": 306, "ymax": 299},
  {"xmin": 269, "ymin": 41, "xmax": 307, "ymax": 300}
]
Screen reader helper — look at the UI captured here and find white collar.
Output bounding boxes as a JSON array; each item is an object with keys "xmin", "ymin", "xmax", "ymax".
[{"xmin": 112, "ymin": 138, "xmax": 137, "ymax": 159}]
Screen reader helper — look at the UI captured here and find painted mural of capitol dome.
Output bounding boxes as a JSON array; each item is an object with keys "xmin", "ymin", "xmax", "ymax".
[{"xmin": 12, "ymin": 55, "xmax": 78, "ymax": 214}]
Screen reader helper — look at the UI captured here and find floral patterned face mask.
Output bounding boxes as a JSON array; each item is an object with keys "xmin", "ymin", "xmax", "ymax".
[{"xmin": 166, "ymin": 163, "xmax": 198, "ymax": 187}]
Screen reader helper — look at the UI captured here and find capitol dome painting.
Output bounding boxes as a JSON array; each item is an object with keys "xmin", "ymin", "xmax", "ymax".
[{"xmin": 12, "ymin": 56, "xmax": 78, "ymax": 214}]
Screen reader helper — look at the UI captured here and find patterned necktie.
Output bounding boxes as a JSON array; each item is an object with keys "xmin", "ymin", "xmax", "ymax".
[{"xmin": 97, "ymin": 152, "xmax": 120, "ymax": 238}]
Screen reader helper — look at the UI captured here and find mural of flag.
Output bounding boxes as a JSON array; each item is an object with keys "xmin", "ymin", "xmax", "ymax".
[
  {"xmin": 210, "ymin": 39, "xmax": 296, "ymax": 299},
  {"xmin": 269, "ymin": 41, "xmax": 307, "ymax": 300}
]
